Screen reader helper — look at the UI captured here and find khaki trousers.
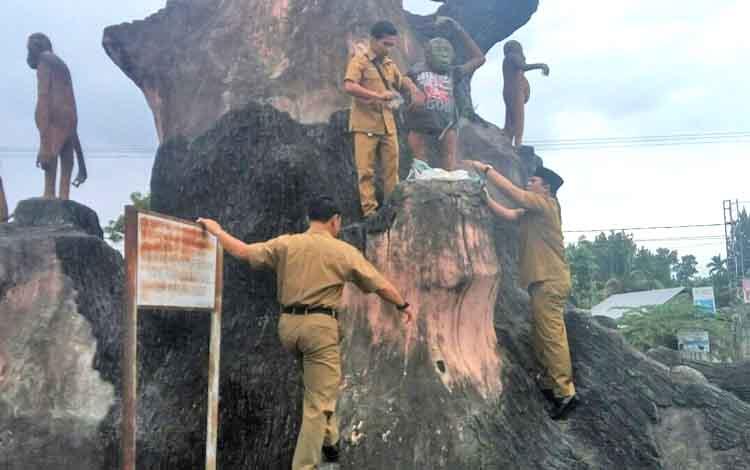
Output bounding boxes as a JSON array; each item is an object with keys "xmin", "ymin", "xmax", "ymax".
[
  {"xmin": 353, "ymin": 132, "xmax": 400, "ymax": 217},
  {"xmin": 278, "ymin": 313, "xmax": 341, "ymax": 470},
  {"xmin": 529, "ymin": 280, "xmax": 576, "ymax": 398}
]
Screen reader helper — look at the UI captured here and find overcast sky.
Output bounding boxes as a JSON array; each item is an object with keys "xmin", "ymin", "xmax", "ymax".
[{"xmin": 2, "ymin": 0, "xmax": 748, "ymax": 274}]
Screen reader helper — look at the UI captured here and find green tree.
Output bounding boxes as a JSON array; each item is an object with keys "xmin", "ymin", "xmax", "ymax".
[
  {"xmin": 104, "ymin": 192, "xmax": 151, "ymax": 242},
  {"xmin": 707, "ymin": 255, "xmax": 731, "ymax": 307},
  {"xmin": 617, "ymin": 301, "xmax": 733, "ymax": 360},
  {"xmin": 566, "ymin": 237, "xmax": 597, "ymax": 308},
  {"xmin": 673, "ymin": 254, "xmax": 698, "ymax": 285}
]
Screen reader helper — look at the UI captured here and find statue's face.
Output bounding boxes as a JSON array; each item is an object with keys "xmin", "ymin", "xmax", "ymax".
[
  {"xmin": 426, "ymin": 38, "xmax": 455, "ymax": 73},
  {"xmin": 26, "ymin": 34, "xmax": 52, "ymax": 70},
  {"xmin": 504, "ymin": 40, "xmax": 523, "ymax": 56},
  {"xmin": 27, "ymin": 40, "xmax": 40, "ymax": 69}
]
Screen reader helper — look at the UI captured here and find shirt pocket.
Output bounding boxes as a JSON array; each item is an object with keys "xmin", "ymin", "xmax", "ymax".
[{"xmin": 362, "ymin": 66, "xmax": 383, "ymax": 88}]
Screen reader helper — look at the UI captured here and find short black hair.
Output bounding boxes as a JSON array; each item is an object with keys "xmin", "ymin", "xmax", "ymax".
[
  {"xmin": 308, "ymin": 196, "xmax": 342, "ymax": 222},
  {"xmin": 371, "ymin": 21, "xmax": 398, "ymax": 39}
]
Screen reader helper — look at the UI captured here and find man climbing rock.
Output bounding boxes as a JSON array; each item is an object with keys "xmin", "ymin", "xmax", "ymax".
[
  {"xmin": 344, "ymin": 21, "xmax": 423, "ymax": 218},
  {"xmin": 465, "ymin": 160, "xmax": 579, "ymax": 420},
  {"xmin": 406, "ymin": 16, "xmax": 485, "ymax": 171},
  {"xmin": 197, "ymin": 196, "xmax": 412, "ymax": 469}
]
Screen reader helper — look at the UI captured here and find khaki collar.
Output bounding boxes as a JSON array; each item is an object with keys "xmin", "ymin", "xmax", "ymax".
[
  {"xmin": 366, "ymin": 49, "xmax": 392, "ymax": 65},
  {"xmin": 307, "ymin": 227, "xmax": 334, "ymax": 238}
]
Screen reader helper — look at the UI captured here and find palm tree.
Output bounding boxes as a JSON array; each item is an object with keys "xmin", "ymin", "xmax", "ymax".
[{"xmin": 707, "ymin": 255, "xmax": 728, "ymax": 278}]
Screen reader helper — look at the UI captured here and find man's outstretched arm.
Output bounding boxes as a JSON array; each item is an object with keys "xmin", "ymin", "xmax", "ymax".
[
  {"xmin": 197, "ymin": 218, "xmax": 278, "ymax": 269},
  {"xmin": 483, "ymin": 188, "xmax": 526, "ymax": 221},
  {"xmin": 464, "ymin": 160, "xmax": 530, "ymax": 206}
]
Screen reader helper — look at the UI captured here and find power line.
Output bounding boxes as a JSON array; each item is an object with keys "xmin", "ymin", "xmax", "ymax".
[
  {"xmin": 632, "ymin": 236, "xmax": 724, "ymax": 242},
  {"xmin": 527, "ymin": 130, "xmax": 750, "ymax": 144},
  {"xmin": 564, "ymin": 223, "xmax": 724, "ymax": 233},
  {"xmin": 527, "ymin": 131, "xmax": 750, "ymax": 151}
]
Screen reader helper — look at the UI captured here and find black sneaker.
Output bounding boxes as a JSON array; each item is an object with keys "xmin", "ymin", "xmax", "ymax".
[
  {"xmin": 322, "ymin": 442, "xmax": 340, "ymax": 463},
  {"xmin": 540, "ymin": 388, "xmax": 556, "ymax": 405},
  {"xmin": 550, "ymin": 394, "xmax": 579, "ymax": 421}
]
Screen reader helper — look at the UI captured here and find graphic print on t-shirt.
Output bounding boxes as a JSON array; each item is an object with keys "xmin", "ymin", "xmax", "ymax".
[
  {"xmin": 407, "ymin": 65, "xmax": 463, "ymax": 132},
  {"xmin": 417, "ymin": 71, "xmax": 455, "ymax": 114}
]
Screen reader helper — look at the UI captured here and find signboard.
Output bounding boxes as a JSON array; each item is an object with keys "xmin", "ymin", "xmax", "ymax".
[
  {"xmin": 743, "ymin": 278, "xmax": 750, "ymax": 304},
  {"xmin": 123, "ymin": 207, "xmax": 223, "ymax": 470},
  {"xmin": 136, "ymin": 212, "xmax": 217, "ymax": 309},
  {"xmin": 677, "ymin": 330, "xmax": 710, "ymax": 353},
  {"xmin": 692, "ymin": 286, "xmax": 717, "ymax": 315}
]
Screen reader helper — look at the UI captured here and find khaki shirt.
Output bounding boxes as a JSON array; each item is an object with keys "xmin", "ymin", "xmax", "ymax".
[
  {"xmin": 344, "ymin": 50, "xmax": 404, "ymax": 135},
  {"xmin": 245, "ymin": 228, "xmax": 390, "ymax": 309},
  {"xmin": 517, "ymin": 191, "xmax": 571, "ymax": 290}
]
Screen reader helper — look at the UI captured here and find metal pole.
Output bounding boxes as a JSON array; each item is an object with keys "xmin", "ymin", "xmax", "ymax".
[
  {"xmin": 122, "ymin": 206, "xmax": 139, "ymax": 470},
  {"xmin": 205, "ymin": 245, "xmax": 224, "ymax": 470}
]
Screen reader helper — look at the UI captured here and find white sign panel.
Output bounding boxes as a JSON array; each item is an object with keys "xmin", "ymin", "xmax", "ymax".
[
  {"xmin": 677, "ymin": 330, "xmax": 710, "ymax": 353},
  {"xmin": 743, "ymin": 278, "xmax": 750, "ymax": 304},
  {"xmin": 136, "ymin": 213, "xmax": 217, "ymax": 309},
  {"xmin": 692, "ymin": 286, "xmax": 717, "ymax": 315}
]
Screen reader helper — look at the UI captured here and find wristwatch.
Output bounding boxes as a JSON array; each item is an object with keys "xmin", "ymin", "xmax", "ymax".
[
  {"xmin": 483, "ymin": 165, "xmax": 491, "ymax": 174},
  {"xmin": 396, "ymin": 302, "xmax": 410, "ymax": 311}
]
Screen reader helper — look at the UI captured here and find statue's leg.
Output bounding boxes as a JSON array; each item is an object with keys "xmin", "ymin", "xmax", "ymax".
[
  {"xmin": 502, "ymin": 90, "xmax": 513, "ymax": 137},
  {"xmin": 407, "ymin": 131, "xmax": 428, "ymax": 164},
  {"xmin": 0, "ymin": 177, "xmax": 8, "ymax": 222},
  {"xmin": 440, "ymin": 129, "xmax": 458, "ymax": 171},
  {"xmin": 512, "ymin": 93, "xmax": 525, "ymax": 147},
  {"xmin": 42, "ymin": 158, "xmax": 57, "ymax": 199},
  {"xmin": 59, "ymin": 139, "xmax": 75, "ymax": 200}
]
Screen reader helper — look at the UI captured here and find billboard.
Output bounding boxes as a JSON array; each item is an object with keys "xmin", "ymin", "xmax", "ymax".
[
  {"xmin": 692, "ymin": 286, "xmax": 717, "ymax": 315},
  {"xmin": 677, "ymin": 330, "xmax": 710, "ymax": 353}
]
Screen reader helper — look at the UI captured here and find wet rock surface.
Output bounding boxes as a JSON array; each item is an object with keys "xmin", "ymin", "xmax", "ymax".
[{"xmin": 0, "ymin": 202, "xmax": 122, "ymax": 469}]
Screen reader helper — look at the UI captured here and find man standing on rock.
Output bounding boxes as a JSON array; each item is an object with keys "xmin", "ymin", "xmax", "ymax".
[
  {"xmin": 465, "ymin": 160, "xmax": 579, "ymax": 420},
  {"xmin": 344, "ymin": 21, "xmax": 423, "ymax": 218},
  {"xmin": 197, "ymin": 196, "xmax": 412, "ymax": 469}
]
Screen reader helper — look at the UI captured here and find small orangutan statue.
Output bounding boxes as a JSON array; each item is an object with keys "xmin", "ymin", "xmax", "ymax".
[
  {"xmin": 502, "ymin": 40, "xmax": 549, "ymax": 147},
  {"xmin": 27, "ymin": 33, "xmax": 87, "ymax": 200}
]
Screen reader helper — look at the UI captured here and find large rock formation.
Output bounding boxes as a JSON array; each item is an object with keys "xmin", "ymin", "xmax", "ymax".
[
  {"xmin": 0, "ymin": 200, "xmax": 123, "ymax": 470},
  {"xmin": 103, "ymin": 0, "xmax": 539, "ymax": 141},
  {"xmin": 339, "ymin": 181, "xmax": 503, "ymax": 467},
  {"xmin": 648, "ymin": 346, "xmax": 750, "ymax": 404},
  {"xmin": 0, "ymin": 0, "xmax": 737, "ymax": 468}
]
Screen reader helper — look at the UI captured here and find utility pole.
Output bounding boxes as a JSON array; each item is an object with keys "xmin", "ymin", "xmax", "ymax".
[{"xmin": 724, "ymin": 199, "xmax": 739, "ymax": 289}]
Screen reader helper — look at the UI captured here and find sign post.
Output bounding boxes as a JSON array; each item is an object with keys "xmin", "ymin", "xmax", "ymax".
[{"xmin": 122, "ymin": 206, "xmax": 223, "ymax": 470}]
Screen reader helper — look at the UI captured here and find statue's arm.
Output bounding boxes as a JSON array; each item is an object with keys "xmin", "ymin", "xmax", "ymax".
[
  {"xmin": 35, "ymin": 60, "xmax": 52, "ymax": 131},
  {"xmin": 452, "ymin": 21, "xmax": 486, "ymax": 76}
]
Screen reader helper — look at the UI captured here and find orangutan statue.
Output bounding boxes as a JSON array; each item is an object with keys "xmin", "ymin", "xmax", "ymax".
[
  {"xmin": 502, "ymin": 40, "xmax": 549, "ymax": 147},
  {"xmin": 27, "ymin": 33, "xmax": 87, "ymax": 200},
  {"xmin": 405, "ymin": 16, "xmax": 485, "ymax": 171}
]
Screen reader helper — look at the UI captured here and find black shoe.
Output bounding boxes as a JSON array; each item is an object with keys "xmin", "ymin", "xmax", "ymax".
[
  {"xmin": 550, "ymin": 394, "xmax": 579, "ymax": 421},
  {"xmin": 322, "ymin": 442, "xmax": 340, "ymax": 463},
  {"xmin": 540, "ymin": 388, "xmax": 556, "ymax": 404}
]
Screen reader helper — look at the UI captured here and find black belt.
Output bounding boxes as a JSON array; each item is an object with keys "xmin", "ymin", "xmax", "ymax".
[{"xmin": 282, "ymin": 305, "xmax": 338, "ymax": 319}]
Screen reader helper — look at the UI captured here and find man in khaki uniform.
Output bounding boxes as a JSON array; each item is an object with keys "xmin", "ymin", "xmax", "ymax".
[
  {"xmin": 198, "ymin": 196, "xmax": 412, "ymax": 469},
  {"xmin": 465, "ymin": 160, "xmax": 579, "ymax": 420},
  {"xmin": 344, "ymin": 21, "xmax": 422, "ymax": 218}
]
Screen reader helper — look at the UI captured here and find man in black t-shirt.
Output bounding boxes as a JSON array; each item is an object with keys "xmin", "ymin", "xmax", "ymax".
[{"xmin": 406, "ymin": 17, "xmax": 485, "ymax": 171}]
